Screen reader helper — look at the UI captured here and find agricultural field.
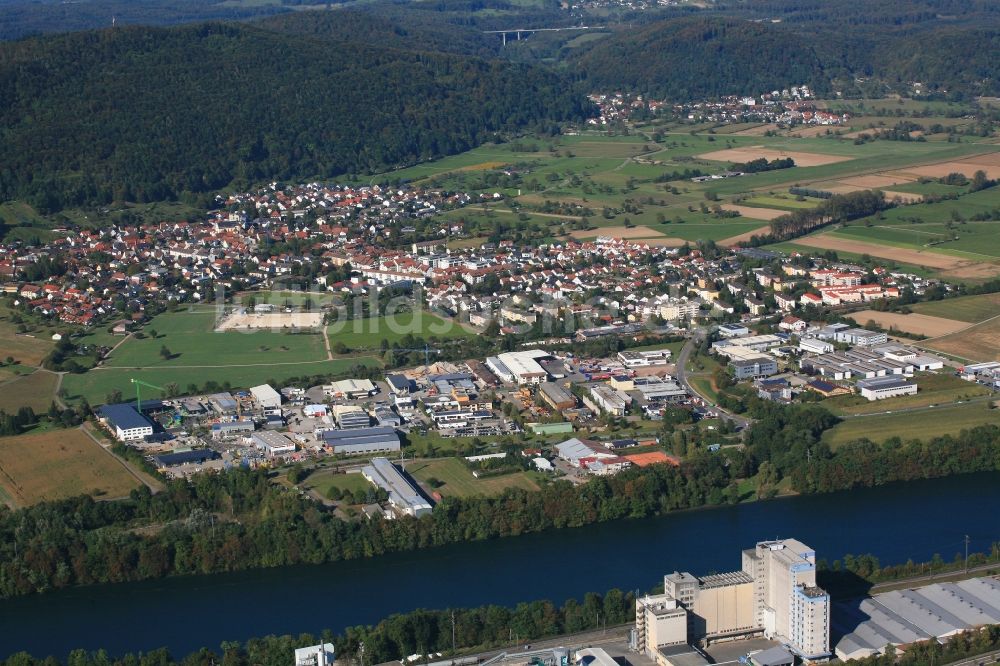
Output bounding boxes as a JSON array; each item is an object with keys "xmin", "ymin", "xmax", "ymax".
[
  {"xmin": 407, "ymin": 457, "xmax": 542, "ymax": 498},
  {"xmin": 107, "ymin": 308, "xmax": 329, "ymax": 368},
  {"xmin": 0, "ymin": 303, "xmax": 54, "ymax": 367},
  {"xmin": 0, "ymin": 428, "xmax": 141, "ymax": 507},
  {"xmin": 0, "ymin": 370, "xmax": 58, "ymax": 413},
  {"xmin": 846, "ymin": 310, "xmax": 968, "ymax": 337},
  {"xmin": 911, "ymin": 293, "xmax": 1000, "ymax": 323},
  {"xmin": 919, "ymin": 317, "xmax": 1000, "ymax": 362},
  {"xmin": 821, "ymin": 373, "xmax": 991, "ymax": 417},
  {"xmin": 822, "ymin": 402, "xmax": 1000, "ymax": 448},
  {"xmin": 327, "ymin": 310, "xmax": 476, "ymax": 350}
]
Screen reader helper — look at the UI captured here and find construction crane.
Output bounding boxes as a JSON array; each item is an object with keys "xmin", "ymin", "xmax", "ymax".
[{"xmin": 130, "ymin": 378, "xmax": 166, "ymax": 412}]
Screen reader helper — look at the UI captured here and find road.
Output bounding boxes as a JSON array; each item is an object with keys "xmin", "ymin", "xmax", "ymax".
[
  {"xmin": 375, "ymin": 623, "xmax": 632, "ymax": 666},
  {"xmin": 674, "ymin": 334, "xmax": 751, "ymax": 431}
]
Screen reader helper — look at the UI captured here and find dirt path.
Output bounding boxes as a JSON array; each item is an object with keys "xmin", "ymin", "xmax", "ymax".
[
  {"xmin": 80, "ymin": 422, "xmax": 165, "ymax": 494},
  {"xmin": 323, "ymin": 324, "xmax": 333, "ymax": 360},
  {"xmin": 718, "ymin": 225, "xmax": 773, "ymax": 247}
]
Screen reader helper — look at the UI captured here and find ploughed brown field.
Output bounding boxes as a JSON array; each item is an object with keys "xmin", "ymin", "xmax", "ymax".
[{"xmin": 847, "ymin": 310, "xmax": 969, "ymax": 337}]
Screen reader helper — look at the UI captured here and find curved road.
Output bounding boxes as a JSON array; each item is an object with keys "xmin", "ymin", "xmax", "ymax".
[{"xmin": 674, "ymin": 334, "xmax": 752, "ymax": 431}]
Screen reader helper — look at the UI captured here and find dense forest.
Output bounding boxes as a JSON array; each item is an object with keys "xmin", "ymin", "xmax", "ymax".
[
  {"xmin": 0, "ymin": 22, "xmax": 591, "ymax": 212},
  {"xmin": 570, "ymin": 17, "xmax": 829, "ymax": 99}
]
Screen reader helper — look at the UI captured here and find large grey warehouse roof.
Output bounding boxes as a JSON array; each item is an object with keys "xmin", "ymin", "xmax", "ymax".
[
  {"xmin": 320, "ymin": 427, "xmax": 398, "ymax": 442},
  {"xmin": 363, "ymin": 457, "xmax": 431, "ymax": 515},
  {"xmin": 835, "ymin": 577, "xmax": 1000, "ymax": 660}
]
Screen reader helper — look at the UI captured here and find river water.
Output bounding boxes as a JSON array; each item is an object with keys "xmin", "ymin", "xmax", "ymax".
[{"xmin": 1, "ymin": 472, "xmax": 998, "ymax": 660}]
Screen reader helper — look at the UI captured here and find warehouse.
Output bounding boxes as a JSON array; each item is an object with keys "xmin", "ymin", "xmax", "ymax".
[
  {"xmin": 589, "ymin": 384, "xmax": 630, "ymax": 416},
  {"xmin": 332, "ymin": 404, "xmax": 371, "ymax": 429},
  {"xmin": 730, "ymin": 356, "xmax": 778, "ymax": 380},
  {"xmin": 251, "ymin": 430, "xmax": 296, "ymax": 458},
  {"xmin": 835, "ymin": 578, "xmax": 1000, "ymax": 661},
  {"xmin": 835, "ymin": 328, "xmax": 887, "ymax": 347},
  {"xmin": 856, "ymin": 376, "xmax": 918, "ymax": 401},
  {"xmin": 539, "ymin": 381, "xmax": 577, "ymax": 411},
  {"xmin": 325, "ymin": 378, "xmax": 377, "ymax": 399},
  {"xmin": 250, "ymin": 384, "xmax": 282, "ymax": 410},
  {"xmin": 98, "ymin": 403, "xmax": 155, "ymax": 441},
  {"xmin": 555, "ymin": 437, "xmax": 617, "ymax": 467},
  {"xmin": 319, "ymin": 427, "xmax": 400, "ymax": 455},
  {"xmin": 210, "ymin": 420, "xmax": 255, "ymax": 440},
  {"xmin": 155, "ymin": 449, "xmax": 220, "ymax": 468},
  {"xmin": 633, "ymin": 377, "xmax": 687, "ymax": 403},
  {"xmin": 618, "ymin": 348, "xmax": 673, "ymax": 368},
  {"xmin": 488, "ymin": 349, "xmax": 552, "ymax": 385},
  {"xmin": 362, "ymin": 457, "xmax": 432, "ymax": 517}
]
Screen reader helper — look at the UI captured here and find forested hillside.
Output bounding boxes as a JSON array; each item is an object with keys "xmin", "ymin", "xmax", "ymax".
[
  {"xmin": 0, "ymin": 22, "xmax": 591, "ymax": 212},
  {"xmin": 570, "ymin": 17, "xmax": 829, "ymax": 99}
]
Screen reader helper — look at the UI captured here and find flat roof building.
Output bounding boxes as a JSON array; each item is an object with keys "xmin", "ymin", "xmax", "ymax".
[
  {"xmin": 857, "ymin": 376, "xmax": 918, "ymax": 401},
  {"xmin": 250, "ymin": 384, "xmax": 282, "ymax": 410},
  {"xmin": 362, "ymin": 457, "xmax": 432, "ymax": 517},
  {"xmin": 635, "ymin": 539, "xmax": 830, "ymax": 661},
  {"xmin": 320, "ymin": 427, "xmax": 401, "ymax": 455},
  {"xmin": 539, "ymin": 381, "xmax": 576, "ymax": 411},
  {"xmin": 250, "ymin": 430, "xmax": 296, "ymax": 458},
  {"xmin": 490, "ymin": 349, "xmax": 552, "ymax": 385},
  {"xmin": 98, "ymin": 403, "xmax": 155, "ymax": 442}
]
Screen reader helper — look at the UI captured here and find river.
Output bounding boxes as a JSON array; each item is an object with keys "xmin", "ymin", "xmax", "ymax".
[{"xmin": 1, "ymin": 472, "xmax": 999, "ymax": 660}]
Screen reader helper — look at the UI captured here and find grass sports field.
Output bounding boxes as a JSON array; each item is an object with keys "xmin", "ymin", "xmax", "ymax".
[
  {"xmin": 326, "ymin": 310, "xmax": 476, "ymax": 350},
  {"xmin": 62, "ymin": 356, "xmax": 379, "ymax": 405},
  {"xmin": 300, "ymin": 469, "xmax": 371, "ymax": 499},
  {"xmin": 911, "ymin": 293, "xmax": 1000, "ymax": 323},
  {"xmin": 107, "ymin": 309, "xmax": 328, "ymax": 368},
  {"xmin": 822, "ymin": 402, "xmax": 1000, "ymax": 448},
  {"xmin": 407, "ymin": 457, "xmax": 541, "ymax": 498},
  {"xmin": 0, "ymin": 428, "xmax": 141, "ymax": 506},
  {"xmin": 0, "ymin": 370, "xmax": 58, "ymax": 413}
]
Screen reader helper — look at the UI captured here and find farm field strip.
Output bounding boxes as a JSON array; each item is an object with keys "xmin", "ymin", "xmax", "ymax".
[
  {"xmin": 846, "ymin": 310, "xmax": 969, "ymax": 337},
  {"xmin": 911, "ymin": 293, "xmax": 1000, "ymax": 323},
  {"xmin": 0, "ymin": 428, "xmax": 141, "ymax": 506}
]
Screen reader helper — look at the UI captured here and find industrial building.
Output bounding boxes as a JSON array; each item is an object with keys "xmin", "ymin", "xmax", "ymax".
[
  {"xmin": 856, "ymin": 376, "xmax": 918, "ymax": 401},
  {"xmin": 539, "ymin": 381, "xmax": 577, "ymax": 411},
  {"xmin": 362, "ymin": 457, "xmax": 432, "ymax": 517},
  {"xmin": 332, "ymin": 404, "xmax": 372, "ymax": 429},
  {"xmin": 319, "ymin": 427, "xmax": 401, "ymax": 455},
  {"xmin": 633, "ymin": 377, "xmax": 688, "ymax": 403},
  {"xmin": 250, "ymin": 430, "xmax": 296, "ymax": 457},
  {"xmin": 801, "ymin": 348, "xmax": 915, "ymax": 380},
  {"xmin": 835, "ymin": 577, "xmax": 1000, "ymax": 661},
  {"xmin": 731, "ymin": 356, "xmax": 779, "ymax": 380},
  {"xmin": 834, "ymin": 328, "xmax": 888, "ymax": 347},
  {"xmin": 155, "ymin": 449, "xmax": 220, "ymax": 469},
  {"xmin": 487, "ymin": 349, "xmax": 553, "ymax": 384},
  {"xmin": 98, "ymin": 403, "xmax": 155, "ymax": 441},
  {"xmin": 210, "ymin": 420, "xmax": 255, "ymax": 440},
  {"xmin": 325, "ymin": 378, "xmax": 378, "ymax": 399},
  {"xmin": 635, "ymin": 538, "xmax": 830, "ymax": 661},
  {"xmin": 294, "ymin": 643, "xmax": 335, "ymax": 666},
  {"xmin": 712, "ymin": 334, "xmax": 783, "ymax": 354},
  {"xmin": 250, "ymin": 384, "xmax": 282, "ymax": 410},
  {"xmin": 618, "ymin": 348, "xmax": 673, "ymax": 368},
  {"xmin": 589, "ymin": 384, "xmax": 630, "ymax": 416}
]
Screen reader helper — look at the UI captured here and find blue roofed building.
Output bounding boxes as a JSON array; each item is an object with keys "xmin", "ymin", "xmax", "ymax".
[{"xmin": 98, "ymin": 403, "xmax": 155, "ymax": 441}]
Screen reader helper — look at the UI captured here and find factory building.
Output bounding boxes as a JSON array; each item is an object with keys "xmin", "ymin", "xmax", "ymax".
[
  {"xmin": 857, "ymin": 376, "xmax": 918, "ymax": 401},
  {"xmin": 539, "ymin": 381, "xmax": 577, "ymax": 411},
  {"xmin": 618, "ymin": 348, "xmax": 673, "ymax": 368},
  {"xmin": 362, "ymin": 457, "xmax": 432, "ymax": 517},
  {"xmin": 834, "ymin": 328, "xmax": 888, "ymax": 347},
  {"xmin": 487, "ymin": 349, "xmax": 553, "ymax": 385},
  {"xmin": 319, "ymin": 427, "xmax": 401, "ymax": 455},
  {"xmin": 250, "ymin": 384, "xmax": 282, "ymax": 410},
  {"xmin": 589, "ymin": 384, "xmax": 630, "ymax": 416},
  {"xmin": 97, "ymin": 403, "xmax": 155, "ymax": 441},
  {"xmin": 332, "ymin": 404, "xmax": 372, "ymax": 429},
  {"xmin": 324, "ymin": 378, "xmax": 378, "ymax": 399},
  {"xmin": 210, "ymin": 420, "xmax": 255, "ymax": 440},
  {"xmin": 634, "ymin": 539, "xmax": 830, "ymax": 661},
  {"xmin": 835, "ymin": 577, "xmax": 1000, "ymax": 661},
  {"xmin": 251, "ymin": 430, "xmax": 297, "ymax": 458}
]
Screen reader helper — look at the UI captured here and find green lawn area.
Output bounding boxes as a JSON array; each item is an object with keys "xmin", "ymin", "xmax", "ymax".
[
  {"xmin": 407, "ymin": 457, "xmax": 541, "ymax": 498},
  {"xmin": 0, "ymin": 303, "xmax": 55, "ymax": 367},
  {"xmin": 0, "ymin": 370, "xmax": 58, "ymax": 413},
  {"xmin": 740, "ymin": 195, "xmax": 823, "ymax": 210},
  {"xmin": 107, "ymin": 309, "xmax": 328, "ymax": 368},
  {"xmin": 822, "ymin": 402, "xmax": 1000, "ymax": 448},
  {"xmin": 301, "ymin": 470, "xmax": 371, "ymax": 500},
  {"xmin": 821, "ymin": 373, "xmax": 990, "ymax": 416},
  {"xmin": 911, "ymin": 293, "xmax": 1000, "ymax": 323},
  {"xmin": 327, "ymin": 310, "xmax": 475, "ymax": 351},
  {"xmin": 62, "ymin": 356, "xmax": 379, "ymax": 405}
]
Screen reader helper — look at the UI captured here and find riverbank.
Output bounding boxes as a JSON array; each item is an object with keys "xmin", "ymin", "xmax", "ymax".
[{"xmin": 1, "ymin": 471, "xmax": 998, "ymax": 660}]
